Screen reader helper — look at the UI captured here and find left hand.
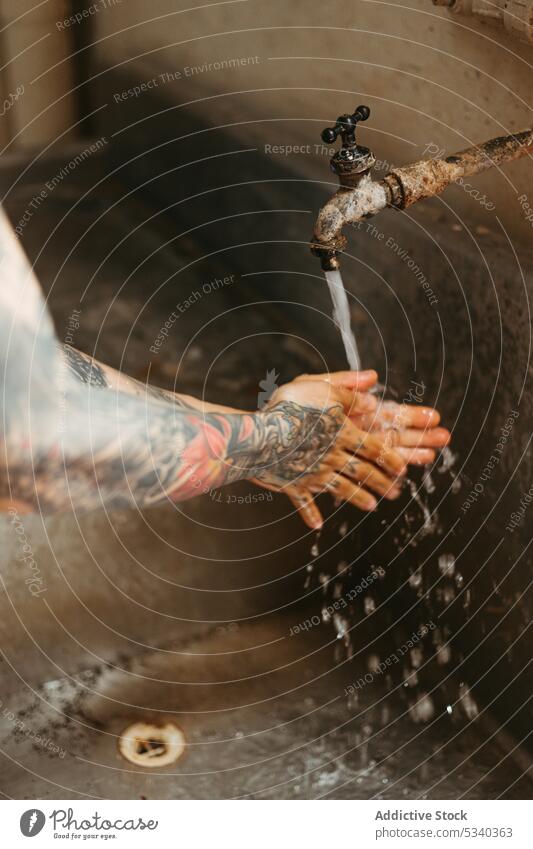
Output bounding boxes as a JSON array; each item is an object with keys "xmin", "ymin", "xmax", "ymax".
[
  {"xmin": 351, "ymin": 397, "xmax": 451, "ymax": 466},
  {"xmin": 254, "ymin": 371, "xmax": 450, "ymax": 529}
]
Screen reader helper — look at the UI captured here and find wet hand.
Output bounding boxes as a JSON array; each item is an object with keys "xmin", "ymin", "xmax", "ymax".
[
  {"xmin": 253, "ymin": 369, "xmax": 408, "ymax": 529},
  {"xmin": 351, "ymin": 398, "xmax": 451, "ymax": 466}
]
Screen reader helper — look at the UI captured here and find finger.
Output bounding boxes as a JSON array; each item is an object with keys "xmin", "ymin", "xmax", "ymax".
[
  {"xmin": 353, "ymin": 402, "xmax": 441, "ymax": 431},
  {"xmin": 249, "ymin": 477, "xmax": 282, "ymax": 493},
  {"xmin": 339, "ymin": 421, "xmax": 407, "ymax": 478},
  {"xmin": 295, "ymin": 369, "xmax": 378, "ymax": 391},
  {"xmin": 392, "ymin": 426, "xmax": 451, "ymax": 448},
  {"xmin": 397, "ymin": 447, "xmax": 436, "ymax": 465},
  {"xmin": 318, "ymin": 473, "xmax": 378, "ymax": 512},
  {"xmin": 286, "ymin": 486, "xmax": 323, "ymax": 529},
  {"xmin": 375, "ymin": 401, "xmax": 441, "ymax": 428},
  {"xmin": 333, "ymin": 387, "xmax": 377, "ymax": 416},
  {"xmin": 306, "ymin": 383, "xmax": 376, "ymax": 417},
  {"xmin": 334, "ymin": 454, "xmax": 402, "ymax": 499}
]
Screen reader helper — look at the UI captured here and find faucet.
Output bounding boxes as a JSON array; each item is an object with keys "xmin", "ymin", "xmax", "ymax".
[{"xmin": 310, "ymin": 105, "xmax": 533, "ymax": 271}]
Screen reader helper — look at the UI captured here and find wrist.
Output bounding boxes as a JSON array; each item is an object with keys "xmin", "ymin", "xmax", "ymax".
[{"xmin": 250, "ymin": 402, "xmax": 342, "ymax": 486}]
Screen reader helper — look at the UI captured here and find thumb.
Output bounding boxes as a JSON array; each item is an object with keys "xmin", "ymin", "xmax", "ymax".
[
  {"xmin": 296, "ymin": 370, "xmax": 378, "ymax": 391},
  {"xmin": 328, "ymin": 370, "xmax": 378, "ymax": 390}
]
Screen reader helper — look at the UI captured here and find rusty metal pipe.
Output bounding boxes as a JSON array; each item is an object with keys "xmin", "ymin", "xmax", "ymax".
[
  {"xmin": 383, "ymin": 130, "xmax": 533, "ymax": 209},
  {"xmin": 311, "ymin": 129, "xmax": 533, "ymax": 270}
]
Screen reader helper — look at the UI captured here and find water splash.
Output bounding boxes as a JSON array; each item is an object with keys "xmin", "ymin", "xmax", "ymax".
[
  {"xmin": 438, "ymin": 553, "xmax": 455, "ymax": 577},
  {"xmin": 437, "ymin": 446, "xmax": 457, "ymax": 475},
  {"xmin": 309, "ymin": 275, "xmax": 472, "ymax": 727},
  {"xmin": 324, "ymin": 269, "xmax": 362, "ymax": 371},
  {"xmin": 408, "ymin": 479, "xmax": 440, "ymax": 538}
]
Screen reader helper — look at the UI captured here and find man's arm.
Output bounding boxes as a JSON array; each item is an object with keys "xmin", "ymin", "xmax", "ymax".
[
  {"xmin": 40, "ymin": 346, "xmax": 345, "ymax": 513},
  {"xmin": 0, "ymin": 207, "xmax": 346, "ymax": 515},
  {"xmin": 0, "ymin": 206, "xmax": 447, "ymax": 526}
]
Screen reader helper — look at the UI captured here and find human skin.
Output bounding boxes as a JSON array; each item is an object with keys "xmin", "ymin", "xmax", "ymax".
[{"xmin": 0, "ymin": 207, "xmax": 449, "ymax": 524}]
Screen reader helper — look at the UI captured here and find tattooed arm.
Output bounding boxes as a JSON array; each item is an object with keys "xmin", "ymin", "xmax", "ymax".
[
  {"xmin": 0, "ymin": 208, "xmax": 382, "ymax": 520},
  {"xmin": 3, "ymin": 330, "xmax": 348, "ymax": 516},
  {"xmin": 48, "ymin": 344, "xmax": 351, "ymax": 515},
  {"xmin": 0, "ymin": 208, "xmax": 447, "ymax": 525}
]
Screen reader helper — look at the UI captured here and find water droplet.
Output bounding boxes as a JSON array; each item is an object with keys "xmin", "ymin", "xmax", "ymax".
[
  {"xmin": 409, "ymin": 569, "xmax": 423, "ymax": 589},
  {"xmin": 458, "ymin": 683, "xmax": 479, "ymax": 720},
  {"xmin": 409, "ymin": 693, "xmax": 435, "ymax": 723},
  {"xmin": 438, "ymin": 553, "xmax": 455, "ymax": 577},
  {"xmin": 408, "ymin": 480, "xmax": 439, "ymax": 537},
  {"xmin": 410, "ymin": 647, "xmax": 423, "ymax": 668},
  {"xmin": 437, "ymin": 446, "xmax": 457, "ymax": 474},
  {"xmin": 319, "ymin": 573, "xmax": 330, "ymax": 593},
  {"xmin": 403, "ymin": 668, "xmax": 418, "ymax": 687},
  {"xmin": 423, "ymin": 471, "xmax": 436, "ymax": 494},
  {"xmin": 310, "ymin": 543, "xmax": 319, "ymax": 558},
  {"xmin": 436, "ymin": 644, "xmax": 451, "ymax": 665},
  {"xmin": 364, "ymin": 596, "xmax": 376, "ymax": 615},
  {"xmin": 368, "ymin": 654, "xmax": 381, "ymax": 674},
  {"xmin": 347, "ymin": 691, "xmax": 358, "ymax": 710},
  {"xmin": 333, "ymin": 613, "xmax": 347, "ymax": 640}
]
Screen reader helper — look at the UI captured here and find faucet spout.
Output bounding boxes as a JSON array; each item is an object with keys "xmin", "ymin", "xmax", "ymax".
[{"xmin": 311, "ymin": 124, "xmax": 533, "ymax": 270}]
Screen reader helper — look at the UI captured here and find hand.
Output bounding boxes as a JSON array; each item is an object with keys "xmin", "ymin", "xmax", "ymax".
[
  {"xmin": 252, "ymin": 369, "xmax": 410, "ymax": 529},
  {"xmin": 351, "ymin": 398, "xmax": 451, "ymax": 465},
  {"xmin": 253, "ymin": 371, "xmax": 451, "ymax": 529}
]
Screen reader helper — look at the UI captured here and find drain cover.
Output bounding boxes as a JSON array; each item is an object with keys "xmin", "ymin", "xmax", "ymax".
[{"xmin": 118, "ymin": 722, "xmax": 185, "ymax": 767}]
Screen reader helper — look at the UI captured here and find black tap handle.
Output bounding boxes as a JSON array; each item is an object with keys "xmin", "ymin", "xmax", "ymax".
[{"xmin": 321, "ymin": 105, "xmax": 370, "ymax": 146}]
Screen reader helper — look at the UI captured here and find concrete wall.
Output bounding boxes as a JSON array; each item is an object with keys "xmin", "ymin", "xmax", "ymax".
[
  {"xmin": 90, "ymin": 0, "xmax": 533, "ymax": 244},
  {"xmin": 0, "ymin": 0, "xmax": 76, "ymax": 149}
]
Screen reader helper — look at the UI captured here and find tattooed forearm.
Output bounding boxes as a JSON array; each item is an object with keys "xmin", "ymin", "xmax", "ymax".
[
  {"xmin": 62, "ymin": 345, "xmax": 200, "ymax": 407},
  {"xmin": 5, "ymin": 339, "xmax": 343, "ymax": 513},
  {"xmin": 7, "ymin": 379, "xmax": 342, "ymax": 513},
  {"xmin": 0, "ymin": 207, "xmax": 343, "ymax": 515},
  {"xmin": 63, "ymin": 345, "xmax": 108, "ymax": 388},
  {"xmin": 59, "ymin": 348, "xmax": 343, "ymax": 502}
]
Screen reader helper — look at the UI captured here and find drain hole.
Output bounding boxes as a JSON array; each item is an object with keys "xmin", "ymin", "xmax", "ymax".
[
  {"xmin": 137, "ymin": 738, "xmax": 167, "ymax": 757},
  {"xmin": 118, "ymin": 722, "xmax": 185, "ymax": 767}
]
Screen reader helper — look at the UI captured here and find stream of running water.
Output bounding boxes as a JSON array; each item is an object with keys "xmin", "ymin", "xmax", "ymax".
[
  {"xmin": 319, "ymin": 268, "xmax": 464, "ymax": 723},
  {"xmin": 324, "ymin": 269, "xmax": 362, "ymax": 371}
]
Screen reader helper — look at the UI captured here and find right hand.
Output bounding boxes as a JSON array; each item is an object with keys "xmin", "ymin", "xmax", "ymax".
[{"xmin": 253, "ymin": 369, "xmax": 408, "ymax": 529}]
